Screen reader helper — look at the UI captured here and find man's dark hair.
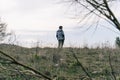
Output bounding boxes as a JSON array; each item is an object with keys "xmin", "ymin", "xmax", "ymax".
[{"xmin": 59, "ymin": 26, "xmax": 63, "ymax": 29}]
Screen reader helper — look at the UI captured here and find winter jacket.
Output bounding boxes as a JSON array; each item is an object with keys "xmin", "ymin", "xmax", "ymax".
[{"xmin": 56, "ymin": 29, "xmax": 65, "ymax": 40}]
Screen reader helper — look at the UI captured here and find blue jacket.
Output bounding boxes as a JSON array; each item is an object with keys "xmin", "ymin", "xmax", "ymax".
[{"xmin": 56, "ymin": 29, "xmax": 65, "ymax": 40}]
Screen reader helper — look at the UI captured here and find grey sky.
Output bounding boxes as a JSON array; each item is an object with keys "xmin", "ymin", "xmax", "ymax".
[{"xmin": 1, "ymin": 0, "xmax": 120, "ymax": 47}]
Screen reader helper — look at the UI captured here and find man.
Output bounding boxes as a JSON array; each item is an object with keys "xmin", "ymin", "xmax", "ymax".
[{"xmin": 56, "ymin": 26, "xmax": 65, "ymax": 48}]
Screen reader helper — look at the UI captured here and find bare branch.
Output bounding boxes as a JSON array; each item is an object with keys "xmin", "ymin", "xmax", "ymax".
[
  {"xmin": 0, "ymin": 50, "xmax": 52, "ymax": 80},
  {"xmin": 103, "ymin": 0, "xmax": 120, "ymax": 30},
  {"xmin": 69, "ymin": 48, "xmax": 93, "ymax": 80},
  {"xmin": 108, "ymin": 52, "xmax": 117, "ymax": 80},
  {"xmin": 74, "ymin": 0, "xmax": 115, "ymax": 27},
  {"xmin": 64, "ymin": 0, "xmax": 120, "ymax": 31}
]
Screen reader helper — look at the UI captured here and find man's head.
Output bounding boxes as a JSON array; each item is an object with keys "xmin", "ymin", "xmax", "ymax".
[{"xmin": 59, "ymin": 26, "xmax": 63, "ymax": 29}]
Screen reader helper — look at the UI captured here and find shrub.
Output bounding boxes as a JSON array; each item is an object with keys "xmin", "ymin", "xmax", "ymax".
[{"xmin": 115, "ymin": 37, "xmax": 120, "ymax": 48}]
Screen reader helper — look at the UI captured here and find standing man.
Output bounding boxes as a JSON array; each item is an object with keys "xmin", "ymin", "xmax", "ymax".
[{"xmin": 56, "ymin": 26, "xmax": 65, "ymax": 48}]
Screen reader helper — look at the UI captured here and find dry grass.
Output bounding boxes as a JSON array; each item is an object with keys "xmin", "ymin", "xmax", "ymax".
[{"xmin": 0, "ymin": 44, "xmax": 120, "ymax": 80}]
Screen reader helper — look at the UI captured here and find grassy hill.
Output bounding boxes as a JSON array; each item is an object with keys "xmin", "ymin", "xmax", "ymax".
[{"xmin": 0, "ymin": 44, "xmax": 120, "ymax": 80}]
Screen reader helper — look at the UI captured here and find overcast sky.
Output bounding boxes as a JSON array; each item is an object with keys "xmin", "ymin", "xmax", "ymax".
[{"xmin": 1, "ymin": 0, "xmax": 120, "ymax": 48}]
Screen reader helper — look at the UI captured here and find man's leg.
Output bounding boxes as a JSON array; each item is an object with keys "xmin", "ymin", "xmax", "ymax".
[
  {"xmin": 58, "ymin": 40, "xmax": 60, "ymax": 48},
  {"xmin": 61, "ymin": 40, "xmax": 64, "ymax": 48},
  {"xmin": 59, "ymin": 40, "xmax": 62, "ymax": 48},
  {"xmin": 58, "ymin": 40, "xmax": 63, "ymax": 48}
]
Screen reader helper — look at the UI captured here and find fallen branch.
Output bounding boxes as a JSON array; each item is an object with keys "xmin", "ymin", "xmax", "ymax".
[
  {"xmin": 108, "ymin": 52, "xmax": 116, "ymax": 80},
  {"xmin": 69, "ymin": 48, "xmax": 92, "ymax": 80},
  {"xmin": 0, "ymin": 50, "xmax": 52, "ymax": 80}
]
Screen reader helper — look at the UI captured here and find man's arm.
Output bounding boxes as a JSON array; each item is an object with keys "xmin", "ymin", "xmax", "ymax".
[
  {"xmin": 62, "ymin": 31, "xmax": 65, "ymax": 40},
  {"xmin": 56, "ymin": 31, "xmax": 58, "ymax": 38}
]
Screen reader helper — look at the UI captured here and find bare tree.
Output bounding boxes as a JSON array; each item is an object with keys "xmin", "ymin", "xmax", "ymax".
[
  {"xmin": 0, "ymin": 19, "xmax": 10, "ymax": 42},
  {"xmin": 0, "ymin": 21, "xmax": 7, "ymax": 41},
  {"xmin": 61, "ymin": 0, "xmax": 120, "ymax": 31}
]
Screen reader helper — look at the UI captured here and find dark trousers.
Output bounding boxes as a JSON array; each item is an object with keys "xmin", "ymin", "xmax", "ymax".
[{"xmin": 58, "ymin": 40, "xmax": 64, "ymax": 48}]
